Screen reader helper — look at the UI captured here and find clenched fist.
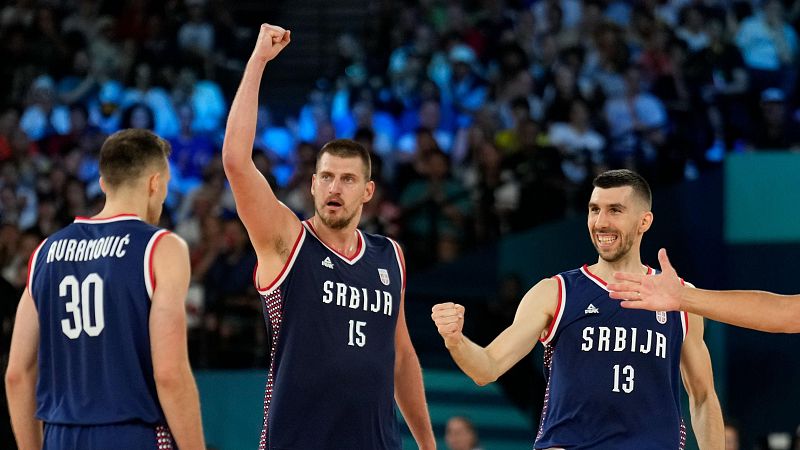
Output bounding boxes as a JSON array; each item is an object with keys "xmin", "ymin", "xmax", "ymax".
[
  {"xmin": 251, "ymin": 23, "xmax": 291, "ymax": 63},
  {"xmin": 431, "ymin": 302, "xmax": 465, "ymax": 348}
]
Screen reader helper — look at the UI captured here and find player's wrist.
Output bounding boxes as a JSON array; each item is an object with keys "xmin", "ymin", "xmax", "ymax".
[{"xmin": 443, "ymin": 333, "xmax": 464, "ymax": 350}]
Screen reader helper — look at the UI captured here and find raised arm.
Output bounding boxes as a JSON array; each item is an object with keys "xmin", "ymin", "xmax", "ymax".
[
  {"xmin": 5, "ymin": 289, "xmax": 43, "ymax": 449},
  {"xmin": 609, "ymin": 248, "xmax": 800, "ymax": 333},
  {"xmin": 221, "ymin": 24, "xmax": 301, "ymax": 273},
  {"xmin": 680, "ymin": 313, "xmax": 724, "ymax": 450},
  {"xmin": 150, "ymin": 233, "xmax": 205, "ymax": 450},
  {"xmin": 431, "ymin": 278, "xmax": 558, "ymax": 385}
]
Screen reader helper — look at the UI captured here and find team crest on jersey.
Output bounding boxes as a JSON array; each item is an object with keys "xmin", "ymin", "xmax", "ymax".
[
  {"xmin": 378, "ymin": 268, "xmax": 390, "ymax": 285},
  {"xmin": 655, "ymin": 311, "xmax": 668, "ymax": 324}
]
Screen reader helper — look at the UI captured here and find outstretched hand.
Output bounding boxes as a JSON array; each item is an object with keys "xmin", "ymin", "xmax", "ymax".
[
  {"xmin": 608, "ymin": 248, "xmax": 685, "ymax": 312},
  {"xmin": 252, "ymin": 23, "xmax": 291, "ymax": 63}
]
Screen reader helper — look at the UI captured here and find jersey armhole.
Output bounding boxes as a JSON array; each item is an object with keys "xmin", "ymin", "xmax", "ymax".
[
  {"xmin": 144, "ymin": 230, "xmax": 171, "ymax": 299},
  {"xmin": 255, "ymin": 226, "xmax": 306, "ymax": 296},
  {"xmin": 26, "ymin": 238, "xmax": 48, "ymax": 305},
  {"xmin": 679, "ymin": 278, "xmax": 691, "ymax": 339},
  {"xmin": 387, "ymin": 238, "xmax": 406, "ymax": 292},
  {"xmin": 540, "ymin": 275, "xmax": 566, "ymax": 345}
]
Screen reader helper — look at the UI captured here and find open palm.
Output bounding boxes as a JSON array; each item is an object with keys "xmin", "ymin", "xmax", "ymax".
[{"xmin": 608, "ymin": 248, "xmax": 685, "ymax": 311}]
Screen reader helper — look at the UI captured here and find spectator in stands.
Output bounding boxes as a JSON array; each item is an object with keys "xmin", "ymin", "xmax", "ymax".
[
  {"xmin": 750, "ymin": 88, "xmax": 800, "ymax": 150},
  {"xmin": 399, "ymin": 149, "xmax": 471, "ymax": 266},
  {"xmin": 603, "ymin": 65, "xmax": 668, "ymax": 170},
  {"xmin": 735, "ymin": 0, "xmax": 799, "ymax": 98},
  {"xmin": 444, "ymin": 416, "xmax": 483, "ymax": 450},
  {"xmin": 725, "ymin": 420, "xmax": 741, "ymax": 450}
]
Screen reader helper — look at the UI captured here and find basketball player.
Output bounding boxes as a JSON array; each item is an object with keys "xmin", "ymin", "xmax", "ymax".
[
  {"xmin": 5, "ymin": 129, "xmax": 205, "ymax": 449},
  {"xmin": 432, "ymin": 170, "xmax": 724, "ymax": 449},
  {"xmin": 221, "ymin": 24, "xmax": 435, "ymax": 449},
  {"xmin": 609, "ymin": 248, "xmax": 800, "ymax": 333}
]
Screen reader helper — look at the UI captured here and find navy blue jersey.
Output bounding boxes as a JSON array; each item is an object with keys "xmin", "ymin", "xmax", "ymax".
[
  {"xmin": 256, "ymin": 220, "xmax": 403, "ymax": 450},
  {"xmin": 534, "ymin": 265, "xmax": 688, "ymax": 450},
  {"xmin": 28, "ymin": 214, "xmax": 169, "ymax": 426}
]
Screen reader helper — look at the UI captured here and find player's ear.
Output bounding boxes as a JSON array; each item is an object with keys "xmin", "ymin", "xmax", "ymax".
[
  {"xmin": 148, "ymin": 171, "xmax": 161, "ymax": 195},
  {"xmin": 310, "ymin": 173, "xmax": 316, "ymax": 196},
  {"xmin": 363, "ymin": 180, "xmax": 375, "ymax": 203},
  {"xmin": 639, "ymin": 211, "xmax": 653, "ymax": 233},
  {"xmin": 99, "ymin": 176, "xmax": 108, "ymax": 194}
]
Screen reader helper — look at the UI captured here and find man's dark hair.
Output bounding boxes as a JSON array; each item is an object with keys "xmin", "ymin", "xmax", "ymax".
[
  {"xmin": 592, "ymin": 169, "xmax": 652, "ymax": 209},
  {"xmin": 99, "ymin": 129, "xmax": 171, "ymax": 188},
  {"xmin": 316, "ymin": 138, "xmax": 371, "ymax": 181}
]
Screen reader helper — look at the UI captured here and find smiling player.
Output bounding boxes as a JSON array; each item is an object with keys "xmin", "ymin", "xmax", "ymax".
[{"xmin": 432, "ymin": 169, "xmax": 723, "ymax": 449}]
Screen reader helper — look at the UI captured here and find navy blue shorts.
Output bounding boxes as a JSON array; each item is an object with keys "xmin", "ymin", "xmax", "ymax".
[{"xmin": 43, "ymin": 422, "xmax": 176, "ymax": 450}]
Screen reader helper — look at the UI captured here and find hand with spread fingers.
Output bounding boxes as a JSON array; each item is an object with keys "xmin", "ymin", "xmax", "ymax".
[
  {"xmin": 608, "ymin": 248, "xmax": 685, "ymax": 311},
  {"xmin": 431, "ymin": 302, "xmax": 465, "ymax": 348},
  {"xmin": 252, "ymin": 23, "xmax": 291, "ymax": 63}
]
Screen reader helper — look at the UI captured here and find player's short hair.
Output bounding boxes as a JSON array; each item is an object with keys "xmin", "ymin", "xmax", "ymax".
[
  {"xmin": 592, "ymin": 169, "xmax": 652, "ymax": 209},
  {"xmin": 316, "ymin": 138, "xmax": 371, "ymax": 181},
  {"xmin": 99, "ymin": 129, "xmax": 171, "ymax": 188}
]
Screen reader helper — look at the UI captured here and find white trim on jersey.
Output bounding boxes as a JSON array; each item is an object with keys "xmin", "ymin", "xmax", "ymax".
[
  {"xmin": 680, "ymin": 311, "xmax": 688, "ymax": 340},
  {"xmin": 144, "ymin": 230, "xmax": 170, "ymax": 298},
  {"xmin": 387, "ymin": 238, "xmax": 405, "ymax": 291},
  {"xmin": 256, "ymin": 226, "xmax": 307, "ymax": 296},
  {"xmin": 541, "ymin": 274, "xmax": 567, "ymax": 345},
  {"xmin": 74, "ymin": 214, "xmax": 143, "ymax": 224},
  {"xmin": 26, "ymin": 238, "xmax": 48, "ymax": 292},
  {"xmin": 580, "ymin": 265, "xmax": 609, "ymax": 292},
  {"xmin": 302, "ymin": 221, "xmax": 367, "ymax": 265}
]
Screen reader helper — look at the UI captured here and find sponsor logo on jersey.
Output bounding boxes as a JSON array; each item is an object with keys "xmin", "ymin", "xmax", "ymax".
[
  {"xmin": 585, "ymin": 304, "xmax": 600, "ymax": 314},
  {"xmin": 378, "ymin": 268, "xmax": 390, "ymax": 285},
  {"xmin": 322, "ymin": 257, "xmax": 334, "ymax": 269},
  {"xmin": 655, "ymin": 311, "xmax": 667, "ymax": 324}
]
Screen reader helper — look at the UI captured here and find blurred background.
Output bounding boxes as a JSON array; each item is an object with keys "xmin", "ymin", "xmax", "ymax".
[{"xmin": 0, "ymin": 0, "xmax": 799, "ymax": 448}]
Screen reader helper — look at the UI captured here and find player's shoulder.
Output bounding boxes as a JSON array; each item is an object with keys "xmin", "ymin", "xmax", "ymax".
[
  {"xmin": 360, "ymin": 229, "xmax": 398, "ymax": 251},
  {"xmin": 153, "ymin": 230, "xmax": 188, "ymax": 252}
]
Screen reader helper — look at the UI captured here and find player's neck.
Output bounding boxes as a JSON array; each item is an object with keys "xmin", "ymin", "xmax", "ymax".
[
  {"xmin": 589, "ymin": 255, "xmax": 647, "ymax": 283},
  {"xmin": 95, "ymin": 196, "xmax": 147, "ymax": 221},
  {"xmin": 310, "ymin": 215, "xmax": 360, "ymax": 258}
]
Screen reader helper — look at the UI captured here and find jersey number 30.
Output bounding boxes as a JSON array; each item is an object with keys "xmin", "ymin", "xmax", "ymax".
[{"xmin": 60, "ymin": 273, "xmax": 105, "ymax": 339}]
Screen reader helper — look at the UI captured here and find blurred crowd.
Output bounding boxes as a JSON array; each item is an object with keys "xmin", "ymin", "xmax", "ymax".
[{"xmin": 1, "ymin": 0, "xmax": 800, "ymax": 369}]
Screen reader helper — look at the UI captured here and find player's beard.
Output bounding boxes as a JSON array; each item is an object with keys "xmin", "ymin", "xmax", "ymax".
[
  {"xmin": 315, "ymin": 204, "xmax": 359, "ymax": 230},
  {"xmin": 592, "ymin": 229, "xmax": 635, "ymax": 263}
]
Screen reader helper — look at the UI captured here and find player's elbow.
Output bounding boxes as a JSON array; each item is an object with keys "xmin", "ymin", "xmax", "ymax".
[
  {"xmin": 221, "ymin": 146, "xmax": 247, "ymax": 172},
  {"xmin": 153, "ymin": 364, "xmax": 188, "ymax": 391},
  {"xmin": 472, "ymin": 374, "xmax": 497, "ymax": 387},
  {"xmin": 5, "ymin": 364, "xmax": 32, "ymax": 390}
]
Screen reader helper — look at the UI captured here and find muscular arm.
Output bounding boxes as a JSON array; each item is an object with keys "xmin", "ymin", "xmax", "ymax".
[
  {"xmin": 682, "ymin": 289, "xmax": 800, "ymax": 333},
  {"xmin": 680, "ymin": 313, "xmax": 724, "ymax": 450},
  {"xmin": 609, "ymin": 248, "xmax": 800, "ymax": 333},
  {"xmin": 5, "ymin": 289, "xmax": 43, "ymax": 449},
  {"xmin": 431, "ymin": 278, "xmax": 557, "ymax": 385},
  {"xmin": 221, "ymin": 24, "xmax": 300, "ymax": 282},
  {"xmin": 150, "ymin": 234, "xmax": 205, "ymax": 450}
]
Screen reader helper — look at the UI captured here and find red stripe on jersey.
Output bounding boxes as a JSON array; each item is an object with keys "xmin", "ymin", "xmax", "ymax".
[
  {"xmin": 305, "ymin": 219, "xmax": 363, "ymax": 262},
  {"xmin": 258, "ymin": 226, "xmax": 304, "ymax": 293},
  {"xmin": 582, "ymin": 264, "xmax": 608, "ymax": 286},
  {"xmin": 26, "ymin": 239, "xmax": 47, "ymax": 292},
  {"xmin": 540, "ymin": 276, "xmax": 564, "ymax": 343},
  {"xmin": 149, "ymin": 232, "xmax": 171, "ymax": 292}
]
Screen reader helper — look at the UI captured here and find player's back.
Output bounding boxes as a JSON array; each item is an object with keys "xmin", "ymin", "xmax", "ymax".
[{"xmin": 29, "ymin": 214, "xmax": 169, "ymax": 426}]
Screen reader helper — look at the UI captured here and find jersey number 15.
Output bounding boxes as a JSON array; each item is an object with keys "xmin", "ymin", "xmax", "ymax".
[{"xmin": 60, "ymin": 273, "xmax": 105, "ymax": 339}]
